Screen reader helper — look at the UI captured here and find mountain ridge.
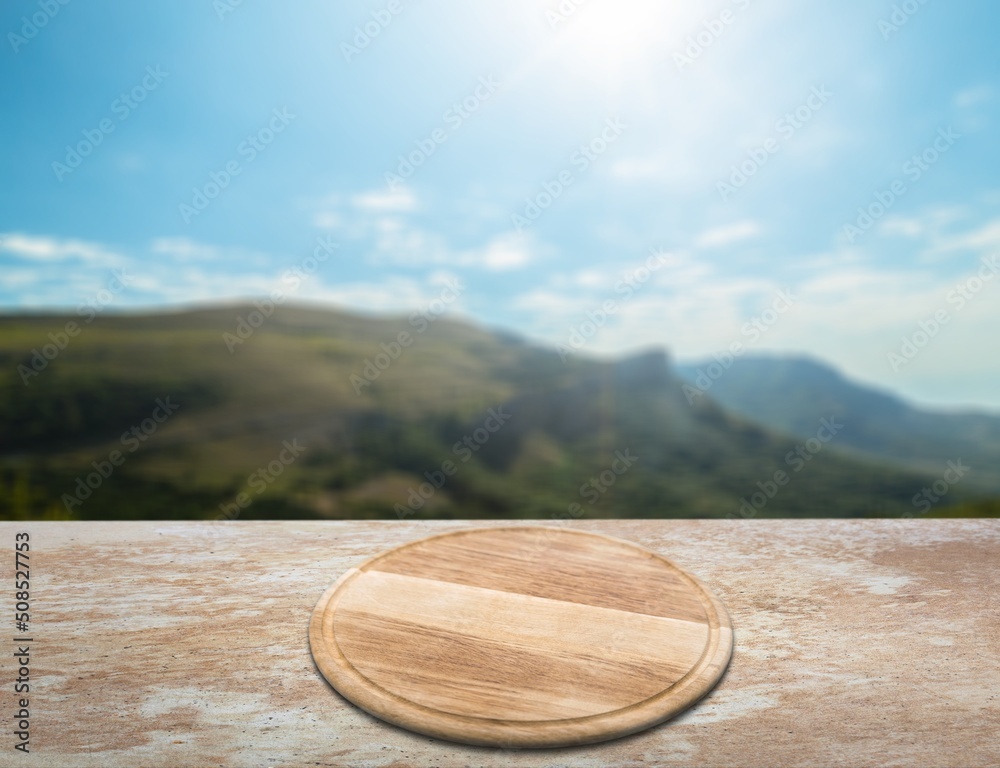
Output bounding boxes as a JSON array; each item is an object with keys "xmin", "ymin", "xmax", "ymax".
[
  {"xmin": 0, "ymin": 304, "xmax": 990, "ymax": 520},
  {"xmin": 676, "ymin": 353, "xmax": 1000, "ymax": 494}
]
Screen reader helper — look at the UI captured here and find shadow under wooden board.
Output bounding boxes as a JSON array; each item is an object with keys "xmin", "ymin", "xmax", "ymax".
[{"xmin": 309, "ymin": 526, "xmax": 734, "ymax": 748}]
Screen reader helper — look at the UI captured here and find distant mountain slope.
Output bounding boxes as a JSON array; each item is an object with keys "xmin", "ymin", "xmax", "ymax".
[
  {"xmin": 0, "ymin": 305, "xmax": 966, "ymax": 520},
  {"xmin": 676, "ymin": 355, "xmax": 1000, "ymax": 493}
]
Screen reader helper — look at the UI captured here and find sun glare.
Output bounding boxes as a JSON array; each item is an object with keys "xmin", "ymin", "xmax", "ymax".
[{"xmin": 546, "ymin": 0, "xmax": 689, "ymax": 86}]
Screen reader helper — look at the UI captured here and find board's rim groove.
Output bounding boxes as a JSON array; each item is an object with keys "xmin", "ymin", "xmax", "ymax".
[{"xmin": 309, "ymin": 526, "xmax": 734, "ymax": 748}]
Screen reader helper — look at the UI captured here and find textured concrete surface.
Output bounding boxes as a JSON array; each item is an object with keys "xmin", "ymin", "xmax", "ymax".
[{"xmin": 1, "ymin": 519, "xmax": 998, "ymax": 767}]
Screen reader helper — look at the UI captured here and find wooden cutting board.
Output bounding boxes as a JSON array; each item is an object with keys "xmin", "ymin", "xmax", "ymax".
[{"xmin": 309, "ymin": 526, "xmax": 733, "ymax": 748}]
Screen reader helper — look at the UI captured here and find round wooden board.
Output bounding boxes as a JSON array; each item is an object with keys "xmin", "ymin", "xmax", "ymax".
[{"xmin": 309, "ymin": 526, "xmax": 733, "ymax": 748}]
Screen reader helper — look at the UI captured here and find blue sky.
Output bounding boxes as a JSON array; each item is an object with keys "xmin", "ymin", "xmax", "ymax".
[{"xmin": 2, "ymin": 0, "xmax": 999, "ymax": 410}]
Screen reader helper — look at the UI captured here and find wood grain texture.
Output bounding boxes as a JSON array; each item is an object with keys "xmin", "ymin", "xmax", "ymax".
[
  {"xmin": 8, "ymin": 520, "xmax": 1000, "ymax": 767},
  {"xmin": 309, "ymin": 526, "xmax": 733, "ymax": 747}
]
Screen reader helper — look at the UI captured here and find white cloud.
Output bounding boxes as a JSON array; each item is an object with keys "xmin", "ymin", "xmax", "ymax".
[
  {"xmin": 928, "ymin": 218, "xmax": 1000, "ymax": 255},
  {"xmin": 694, "ymin": 220, "xmax": 762, "ymax": 249},
  {"xmin": 149, "ymin": 237, "xmax": 273, "ymax": 267},
  {"xmin": 312, "ymin": 187, "xmax": 535, "ymax": 271},
  {"xmin": 364, "ymin": 216, "xmax": 540, "ymax": 272},
  {"xmin": 470, "ymin": 232, "xmax": 534, "ymax": 271},
  {"xmin": 295, "ymin": 275, "xmax": 464, "ymax": 315},
  {"xmin": 0, "ymin": 268, "xmax": 42, "ymax": 288},
  {"xmin": 513, "ymin": 289, "xmax": 586, "ymax": 316},
  {"xmin": 609, "ymin": 146, "xmax": 709, "ymax": 188},
  {"xmin": 954, "ymin": 85, "xmax": 994, "ymax": 108},
  {"xmin": 309, "ymin": 189, "xmax": 416, "ymax": 238},
  {"xmin": 510, "ymin": 240, "xmax": 1000, "ymax": 409},
  {"xmin": 513, "ymin": 250, "xmax": 736, "ymax": 349},
  {"xmin": 368, "ymin": 219, "xmax": 448, "ymax": 265},
  {"xmin": 32, "ymin": 258, "xmax": 388, "ymax": 314},
  {"xmin": 5, "ymin": 222, "xmax": 999, "ymax": 409},
  {"xmin": 879, "ymin": 216, "xmax": 924, "ymax": 238},
  {"xmin": 573, "ymin": 269, "xmax": 606, "ymax": 288},
  {"xmin": 351, "ymin": 188, "xmax": 417, "ymax": 213},
  {"xmin": 150, "ymin": 237, "xmax": 221, "ymax": 261},
  {"xmin": 0, "ymin": 233, "xmax": 124, "ymax": 266},
  {"xmin": 312, "ymin": 211, "xmax": 342, "ymax": 230},
  {"xmin": 792, "ymin": 249, "xmax": 866, "ymax": 270},
  {"xmin": 796, "ymin": 266, "xmax": 931, "ymax": 297}
]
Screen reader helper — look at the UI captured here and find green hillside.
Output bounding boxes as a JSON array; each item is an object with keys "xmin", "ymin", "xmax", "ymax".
[
  {"xmin": 0, "ymin": 305, "xmax": 982, "ymax": 520},
  {"xmin": 677, "ymin": 354, "xmax": 1000, "ymax": 493}
]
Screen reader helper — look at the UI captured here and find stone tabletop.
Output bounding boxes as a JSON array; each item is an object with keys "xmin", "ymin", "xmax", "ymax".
[{"xmin": 3, "ymin": 519, "xmax": 998, "ymax": 767}]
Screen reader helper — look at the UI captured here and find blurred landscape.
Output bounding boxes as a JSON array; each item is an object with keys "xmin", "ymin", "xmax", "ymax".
[
  {"xmin": 2, "ymin": 304, "xmax": 996, "ymax": 521},
  {"xmin": 3, "ymin": 2, "xmax": 999, "ymax": 522}
]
